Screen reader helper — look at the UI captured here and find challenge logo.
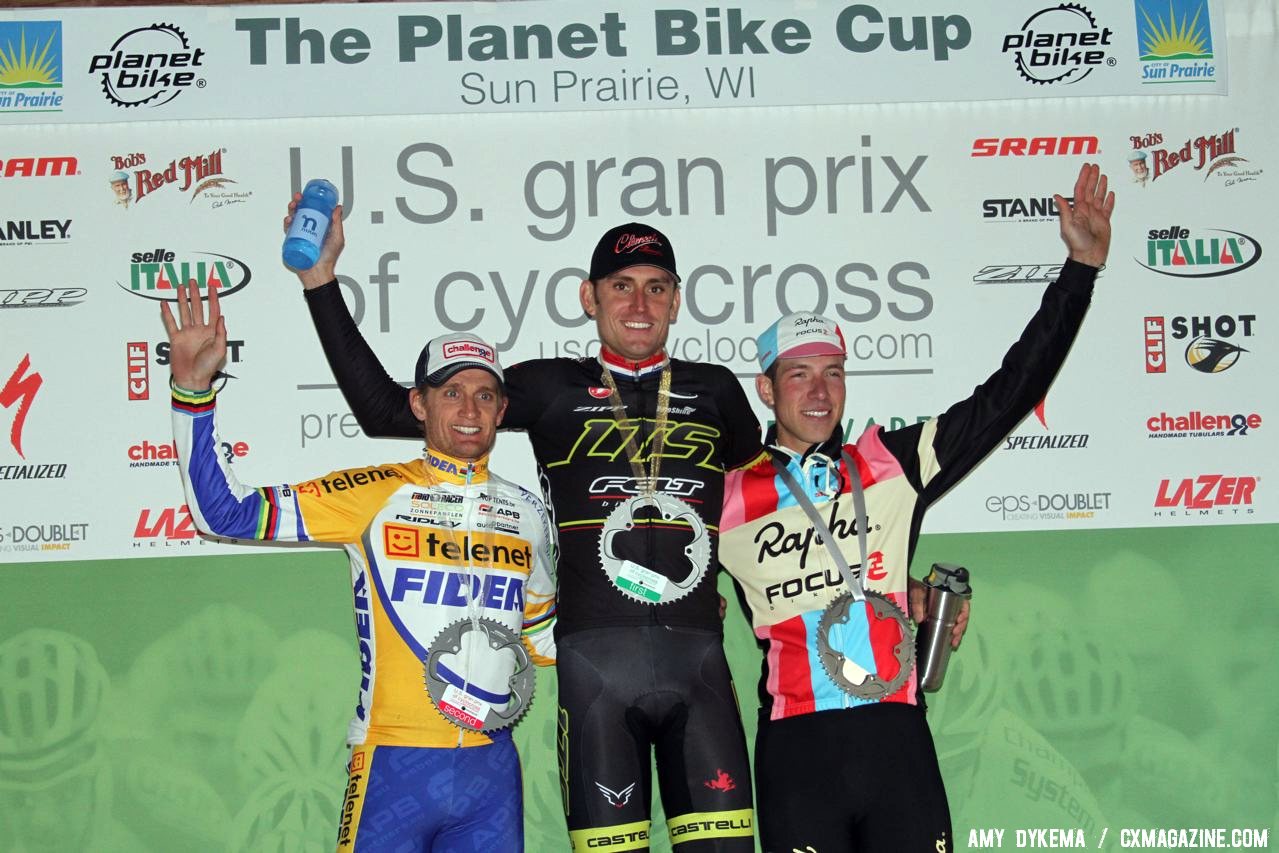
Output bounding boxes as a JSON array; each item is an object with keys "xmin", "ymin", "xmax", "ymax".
[
  {"xmin": 0, "ymin": 219, "xmax": 70, "ymax": 248},
  {"xmin": 1136, "ymin": 0, "xmax": 1218, "ymax": 86},
  {"xmin": 1138, "ymin": 226, "xmax": 1260, "ymax": 278},
  {"xmin": 0, "ymin": 155, "xmax": 77, "ymax": 178},
  {"xmin": 108, "ymin": 148, "xmax": 248, "ymax": 211},
  {"xmin": 0, "ymin": 21, "xmax": 64, "ymax": 113},
  {"xmin": 442, "ymin": 340, "xmax": 495, "ymax": 363},
  {"xmin": 128, "ymin": 437, "xmax": 248, "ymax": 468},
  {"xmin": 981, "ymin": 196, "xmax": 1068, "ymax": 224},
  {"xmin": 89, "ymin": 23, "xmax": 206, "ymax": 109},
  {"xmin": 1001, "ymin": 4, "xmax": 1115, "ymax": 85},
  {"xmin": 1147, "ymin": 410, "xmax": 1260, "ymax": 439},
  {"xmin": 118, "ymin": 248, "xmax": 251, "ymax": 302},
  {"xmin": 1154, "ymin": 474, "xmax": 1256, "ymax": 515},
  {"xmin": 0, "ymin": 288, "xmax": 86, "ymax": 310},
  {"xmin": 1126, "ymin": 127, "xmax": 1259, "ymax": 188},
  {"xmin": 972, "ymin": 136, "xmax": 1099, "ymax": 157}
]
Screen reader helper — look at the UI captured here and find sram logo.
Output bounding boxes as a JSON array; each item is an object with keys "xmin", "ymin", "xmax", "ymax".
[
  {"xmin": 1154, "ymin": 475, "xmax": 1256, "ymax": 509},
  {"xmin": 971, "ymin": 136, "xmax": 1099, "ymax": 157},
  {"xmin": 0, "ymin": 156, "xmax": 78, "ymax": 177}
]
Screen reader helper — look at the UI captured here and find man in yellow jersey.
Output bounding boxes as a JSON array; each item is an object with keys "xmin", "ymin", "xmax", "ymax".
[{"xmin": 164, "ymin": 284, "xmax": 556, "ymax": 852}]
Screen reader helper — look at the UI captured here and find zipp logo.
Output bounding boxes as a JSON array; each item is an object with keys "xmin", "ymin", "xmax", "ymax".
[
  {"xmin": 0, "ymin": 156, "xmax": 78, "ymax": 177},
  {"xmin": 971, "ymin": 137, "xmax": 1099, "ymax": 157},
  {"xmin": 1154, "ymin": 475, "xmax": 1256, "ymax": 509}
]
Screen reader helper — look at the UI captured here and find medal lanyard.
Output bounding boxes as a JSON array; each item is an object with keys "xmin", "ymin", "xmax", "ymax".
[
  {"xmin": 772, "ymin": 450, "xmax": 869, "ymax": 603},
  {"xmin": 598, "ymin": 359, "xmax": 672, "ymax": 494}
]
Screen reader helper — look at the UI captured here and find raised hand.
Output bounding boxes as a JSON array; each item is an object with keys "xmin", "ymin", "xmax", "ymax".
[
  {"xmin": 1056, "ymin": 162, "xmax": 1116, "ymax": 269},
  {"xmin": 159, "ymin": 282, "xmax": 226, "ymax": 391},
  {"xmin": 283, "ymin": 193, "xmax": 345, "ymax": 289}
]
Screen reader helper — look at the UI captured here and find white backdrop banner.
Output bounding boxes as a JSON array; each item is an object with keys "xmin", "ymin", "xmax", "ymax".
[
  {"xmin": 0, "ymin": 0, "xmax": 1229, "ymax": 125},
  {"xmin": 0, "ymin": 1, "xmax": 1272, "ymax": 563}
]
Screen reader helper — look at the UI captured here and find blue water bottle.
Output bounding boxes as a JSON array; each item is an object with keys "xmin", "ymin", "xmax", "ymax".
[{"xmin": 282, "ymin": 178, "xmax": 338, "ymax": 270}]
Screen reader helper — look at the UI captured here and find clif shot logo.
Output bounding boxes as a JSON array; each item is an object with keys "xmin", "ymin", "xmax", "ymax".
[
  {"xmin": 1145, "ymin": 313, "xmax": 1255, "ymax": 374},
  {"xmin": 88, "ymin": 23, "xmax": 205, "ymax": 108}
]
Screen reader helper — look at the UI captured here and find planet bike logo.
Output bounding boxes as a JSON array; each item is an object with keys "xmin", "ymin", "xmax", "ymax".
[
  {"xmin": 971, "ymin": 136, "xmax": 1099, "ymax": 157},
  {"xmin": 0, "ymin": 155, "xmax": 77, "ymax": 178},
  {"xmin": 1153, "ymin": 474, "xmax": 1256, "ymax": 517},
  {"xmin": 1145, "ymin": 313, "xmax": 1255, "ymax": 374},
  {"xmin": 1147, "ymin": 410, "xmax": 1261, "ymax": 439},
  {"xmin": 0, "ymin": 21, "xmax": 64, "ymax": 114},
  {"xmin": 980, "ymin": 196, "xmax": 1068, "ymax": 224},
  {"xmin": 127, "ymin": 437, "xmax": 249, "ymax": 468},
  {"xmin": 1135, "ymin": 0, "xmax": 1219, "ymax": 86},
  {"xmin": 1000, "ymin": 4, "xmax": 1116, "ymax": 86},
  {"xmin": 1126, "ymin": 127, "xmax": 1259, "ymax": 188},
  {"xmin": 985, "ymin": 491, "xmax": 1111, "ymax": 522},
  {"xmin": 0, "ymin": 219, "xmax": 71, "ymax": 248},
  {"xmin": 442, "ymin": 340, "xmax": 496, "ymax": 363},
  {"xmin": 0, "ymin": 287, "xmax": 86, "ymax": 310},
  {"xmin": 973, "ymin": 262, "xmax": 1063, "ymax": 285},
  {"xmin": 118, "ymin": 248, "xmax": 251, "ymax": 302},
  {"xmin": 133, "ymin": 504, "xmax": 204, "ymax": 547},
  {"xmin": 0, "ymin": 522, "xmax": 88, "ymax": 554},
  {"xmin": 1137, "ymin": 225, "xmax": 1261, "ymax": 278},
  {"xmin": 88, "ymin": 23, "xmax": 206, "ymax": 108},
  {"xmin": 108, "ymin": 149, "xmax": 247, "ymax": 210}
]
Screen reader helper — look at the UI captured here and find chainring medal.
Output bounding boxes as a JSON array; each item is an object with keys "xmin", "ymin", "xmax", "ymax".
[
  {"xmin": 600, "ymin": 493, "xmax": 710, "ymax": 604},
  {"xmin": 425, "ymin": 617, "xmax": 534, "ymax": 733}
]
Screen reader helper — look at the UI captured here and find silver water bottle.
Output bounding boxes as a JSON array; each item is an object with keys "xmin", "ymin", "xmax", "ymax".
[{"xmin": 916, "ymin": 562, "xmax": 972, "ymax": 693}]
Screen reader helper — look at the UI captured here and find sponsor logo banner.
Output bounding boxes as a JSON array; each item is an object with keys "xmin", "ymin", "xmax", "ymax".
[
  {"xmin": 1137, "ymin": 225, "xmax": 1260, "ymax": 278},
  {"xmin": 0, "ymin": 21, "xmax": 64, "ymax": 114}
]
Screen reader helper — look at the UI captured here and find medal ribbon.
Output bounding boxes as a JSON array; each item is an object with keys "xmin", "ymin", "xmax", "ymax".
[
  {"xmin": 771, "ymin": 450, "xmax": 869, "ymax": 603},
  {"xmin": 598, "ymin": 358, "xmax": 673, "ymax": 494}
]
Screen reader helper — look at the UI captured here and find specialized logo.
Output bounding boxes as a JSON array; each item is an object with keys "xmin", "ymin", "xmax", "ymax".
[
  {"xmin": 1147, "ymin": 411, "xmax": 1260, "ymax": 439},
  {"xmin": 981, "ymin": 196, "xmax": 1067, "ymax": 223},
  {"xmin": 442, "ymin": 340, "xmax": 495, "ymax": 363},
  {"xmin": 1, "ymin": 355, "xmax": 42, "ymax": 459},
  {"xmin": 971, "ymin": 136, "xmax": 1098, "ymax": 157},
  {"xmin": 127, "ymin": 342, "xmax": 149, "ymax": 400},
  {"xmin": 119, "ymin": 248, "xmax": 251, "ymax": 302},
  {"xmin": 1136, "ymin": 0, "xmax": 1218, "ymax": 85},
  {"xmin": 595, "ymin": 781, "xmax": 636, "ymax": 808},
  {"xmin": 109, "ymin": 148, "xmax": 245, "ymax": 210},
  {"xmin": 1002, "ymin": 397, "xmax": 1090, "ymax": 451},
  {"xmin": 1138, "ymin": 226, "xmax": 1260, "ymax": 277},
  {"xmin": 704, "ymin": 770, "xmax": 736, "ymax": 792},
  {"xmin": 1001, "ymin": 4, "xmax": 1115, "ymax": 85},
  {"xmin": 0, "ymin": 155, "xmax": 77, "ymax": 178},
  {"xmin": 0, "ymin": 287, "xmax": 86, "ymax": 309},
  {"xmin": 1154, "ymin": 475, "xmax": 1256, "ymax": 510},
  {"xmin": 89, "ymin": 23, "xmax": 206, "ymax": 108},
  {"xmin": 0, "ymin": 219, "xmax": 70, "ymax": 248},
  {"xmin": 0, "ymin": 21, "xmax": 64, "ymax": 114},
  {"xmin": 1127, "ymin": 127, "xmax": 1257, "ymax": 187},
  {"xmin": 973, "ymin": 263, "xmax": 1063, "ymax": 285}
]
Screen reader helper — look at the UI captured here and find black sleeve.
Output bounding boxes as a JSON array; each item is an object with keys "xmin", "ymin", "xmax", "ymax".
[
  {"xmin": 303, "ymin": 281, "xmax": 420, "ymax": 439},
  {"xmin": 499, "ymin": 360, "xmax": 544, "ymax": 432},
  {"xmin": 880, "ymin": 259, "xmax": 1096, "ymax": 504},
  {"xmin": 711, "ymin": 366, "xmax": 766, "ymax": 470}
]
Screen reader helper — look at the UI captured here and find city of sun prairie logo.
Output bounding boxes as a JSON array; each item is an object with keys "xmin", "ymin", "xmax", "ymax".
[
  {"xmin": 0, "ymin": 21, "xmax": 63, "ymax": 113},
  {"xmin": 1135, "ymin": 0, "xmax": 1218, "ymax": 85}
]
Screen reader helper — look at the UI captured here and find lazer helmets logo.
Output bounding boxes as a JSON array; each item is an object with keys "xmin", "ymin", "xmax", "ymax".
[
  {"xmin": 1154, "ymin": 475, "xmax": 1256, "ymax": 517},
  {"xmin": 89, "ymin": 23, "xmax": 206, "ymax": 108},
  {"xmin": 1144, "ymin": 314, "xmax": 1255, "ymax": 374},
  {"xmin": 1137, "ymin": 226, "xmax": 1260, "ymax": 278},
  {"xmin": 1001, "ymin": 4, "xmax": 1116, "ymax": 86}
]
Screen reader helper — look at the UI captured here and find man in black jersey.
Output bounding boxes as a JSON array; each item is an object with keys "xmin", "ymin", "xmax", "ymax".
[{"xmin": 288, "ymin": 204, "xmax": 765, "ymax": 851}]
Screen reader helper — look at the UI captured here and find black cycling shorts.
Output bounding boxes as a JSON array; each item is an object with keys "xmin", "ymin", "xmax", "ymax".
[
  {"xmin": 557, "ymin": 625, "xmax": 755, "ymax": 851},
  {"xmin": 755, "ymin": 702, "xmax": 952, "ymax": 853}
]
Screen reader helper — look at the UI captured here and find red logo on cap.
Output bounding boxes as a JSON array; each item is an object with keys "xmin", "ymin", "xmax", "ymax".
[
  {"xmin": 443, "ymin": 341, "xmax": 495, "ymax": 363},
  {"xmin": 615, "ymin": 234, "xmax": 662, "ymax": 257},
  {"xmin": 588, "ymin": 387, "xmax": 612, "ymax": 399}
]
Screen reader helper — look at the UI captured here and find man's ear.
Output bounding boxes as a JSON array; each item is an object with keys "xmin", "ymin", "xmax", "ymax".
[
  {"xmin": 755, "ymin": 373, "xmax": 775, "ymax": 409},
  {"xmin": 495, "ymin": 395, "xmax": 509, "ymax": 428},
  {"xmin": 579, "ymin": 278, "xmax": 596, "ymax": 318},
  {"xmin": 409, "ymin": 387, "xmax": 429, "ymax": 422}
]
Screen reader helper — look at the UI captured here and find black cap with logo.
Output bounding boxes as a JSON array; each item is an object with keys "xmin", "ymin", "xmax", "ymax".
[{"xmin": 589, "ymin": 222, "xmax": 680, "ymax": 283}]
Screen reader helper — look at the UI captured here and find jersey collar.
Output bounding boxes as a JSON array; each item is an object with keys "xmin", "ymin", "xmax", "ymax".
[
  {"xmin": 599, "ymin": 346, "xmax": 669, "ymax": 380},
  {"xmin": 422, "ymin": 447, "xmax": 489, "ymax": 485}
]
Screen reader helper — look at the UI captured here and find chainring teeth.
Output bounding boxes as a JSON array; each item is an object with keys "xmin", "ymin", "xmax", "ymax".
[
  {"xmin": 424, "ymin": 617, "xmax": 535, "ymax": 733},
  {"xmin": 816, "ymin": 591, "xmax": 915, "ymax": 700}
]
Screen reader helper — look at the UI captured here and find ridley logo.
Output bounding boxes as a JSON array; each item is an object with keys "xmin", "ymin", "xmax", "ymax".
[
  {"xmin": 1, "ymin": 355, "xmax": 42, "ymax": 459},
  {"xmin": 88, "ymin": 23, "xmax": 206, "ymax": 109},
  {"xmin": 1154, "ymin": 475, "xmax": 1256, "ymax": 509}
]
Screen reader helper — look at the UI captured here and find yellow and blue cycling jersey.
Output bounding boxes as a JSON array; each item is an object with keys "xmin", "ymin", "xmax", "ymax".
[{"xmin": 172, "ymin": 386, "xmax": 557, "ymax": 750}]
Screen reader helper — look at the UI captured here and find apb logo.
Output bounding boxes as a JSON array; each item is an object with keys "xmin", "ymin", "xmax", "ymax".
[
  {"xmin": 1001, "ymin": 5, "xmax": 1115, "ymax": 86},
  {"xmin": 89, "ymin": 23, "xmax": 205, "ymax": 109},
  {"xmin": 1138, "ymin": 226, "xmax": 1260, "ymax": 277},
  {"xmin": 0, "ymin": 21, "xmax": 64, "ymax": 113},
  {"xmin": 119, "ymin": 248, "xmax": 251, "ymax": 302}
]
